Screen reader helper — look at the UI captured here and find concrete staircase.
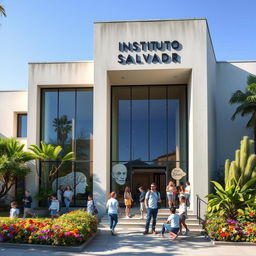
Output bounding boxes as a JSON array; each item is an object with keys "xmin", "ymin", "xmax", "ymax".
[{"xmin": 99, "ymin": 208, "xmax": 204, "ymax": 235}]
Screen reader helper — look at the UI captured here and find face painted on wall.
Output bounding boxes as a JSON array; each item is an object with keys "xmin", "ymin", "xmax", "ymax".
[
  {"xmin": 112, "ymin": 164, "xmax": 127, "ymax": 185},
  {"xmin": 52, "ymin": 172, "xmax": 88, "ymax": 195}
]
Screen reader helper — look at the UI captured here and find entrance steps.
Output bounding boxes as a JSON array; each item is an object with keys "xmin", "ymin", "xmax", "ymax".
[{"xmin": 99, "ymin": 208, "xmax": 204, "ymax": 235}]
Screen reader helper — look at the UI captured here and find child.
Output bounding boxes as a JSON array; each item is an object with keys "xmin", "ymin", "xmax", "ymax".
[
  {"xmin": 139, "ymin": 186, "xmax": 146, "ymax": 219},
  {"xmin": 159, "ymin": 207, "xmax": 180, "ymax": 239},
  {"xmin": 124, "ymin": 186, "xmax": 133, "ymax": 218},
  {"xmin": 87, "ymin": 195, "xmax": 98, "ymax": 215},
  {"xmin": 10, "ymin": 201, "xmax": 20, "ymax": 219},
  {"xmin": 22, "ymin": 190, "xmax": 35, "ymax": 218},
  {"xmin": 177, "ymin": 196, "xmax": 189, "ymax": 235},
  {"xmin": 49, "ymin": 195, "xmax": 60, "ymax": 219}
]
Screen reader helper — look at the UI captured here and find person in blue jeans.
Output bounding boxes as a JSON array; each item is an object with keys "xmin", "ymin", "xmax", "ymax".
[
  {"xmin": 143, "ymin": 183, "xmax": 161, "ymax": 235},
  {"xmin": 106, "ymin": 191, "xmax": 119, "ymax": 235},
  {"xmin": 159, "ymin": 207, "xmax": 180, "ymax": 239},
  {"xmin": 63, "ymin": 185, "xmax": 73, "ymax": 213}
]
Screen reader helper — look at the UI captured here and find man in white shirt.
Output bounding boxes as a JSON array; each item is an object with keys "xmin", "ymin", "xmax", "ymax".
[{"xmin": 143, "ymin": 183, "xmax": 161, "ymax": 235}]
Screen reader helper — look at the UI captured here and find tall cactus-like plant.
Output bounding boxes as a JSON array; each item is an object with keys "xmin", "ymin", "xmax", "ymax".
[{"xmin": 224, "ymin": 136, "xmax": 256, "ymax": 189}]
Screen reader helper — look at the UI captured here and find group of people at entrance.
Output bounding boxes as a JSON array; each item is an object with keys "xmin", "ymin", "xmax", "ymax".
[{"xmin": 106, "ymin": 181, "xmax": 190, "ymax": 238}]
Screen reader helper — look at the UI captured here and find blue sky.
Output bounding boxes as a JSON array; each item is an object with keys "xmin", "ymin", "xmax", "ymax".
[{"xmin": 0, "ymin": 0, "xmax": 256, "ymax": 90}]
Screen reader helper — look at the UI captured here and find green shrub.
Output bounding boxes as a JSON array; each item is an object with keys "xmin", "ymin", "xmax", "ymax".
[{"xmin": 206, "ymin": 178, "xmax": 256, "ymax": 219}]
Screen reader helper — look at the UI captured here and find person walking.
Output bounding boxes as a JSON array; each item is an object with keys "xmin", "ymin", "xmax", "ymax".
[
  {"xmin": 139, "ymin": 186, "xmax": 146, "ymax": 219},
  {"xmin": 63, "ymin": 185, "xmax": 73, "ymax": 213},
  {"xmin": 166, "ymin": 181, "xmax": 176, "ymax": 208},
  {"xmin": 87, "ymin": 194, "xmax": 98, "ymax": 215},
  {"xmin": 143, "ymin": 182, "xmax": 161, "ymax": 235},
  {"xmin": 124, "ymin": 186, "xmax": 133, "ymax": 218},
  {"xmin": 22, "ymin": 190, "xmax": 35, "ymax": 218},
  {"xmin": 106, "ymin": 192, "xmax": 119, "ymax": 235},
  {"xmin": 48, "ymin": 195, "xmax": 60, "ymax": 219}
]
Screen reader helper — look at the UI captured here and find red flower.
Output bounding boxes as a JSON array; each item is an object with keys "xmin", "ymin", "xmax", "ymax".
[
  {"xmin": 249, "ymin": 212, "xmax": 254, "ymax": 217},
  {"xmin": 237, "ymin": 212, "xmax": 243, "ymax": 216}
]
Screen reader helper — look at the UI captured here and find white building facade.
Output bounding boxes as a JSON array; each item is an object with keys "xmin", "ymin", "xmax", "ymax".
[{"xmin": 0, "ymin": 19, "xmax": 255, "ymax": 212}]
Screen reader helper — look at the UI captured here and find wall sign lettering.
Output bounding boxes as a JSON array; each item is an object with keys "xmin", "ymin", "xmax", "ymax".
[{"xmin": 118, "ymin": 41, "xmax": 182, "ymax": 65}]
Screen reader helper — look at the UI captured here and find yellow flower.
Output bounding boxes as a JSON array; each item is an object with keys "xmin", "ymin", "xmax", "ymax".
[{"xmin": 28, "ymin": 236, "xmax": 33, "ymax": 239}]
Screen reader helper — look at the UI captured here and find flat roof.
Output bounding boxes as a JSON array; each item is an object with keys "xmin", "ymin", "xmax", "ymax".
[
  {"xmin": 94, "ymin": 18, "xmax": 207, "ymax": 24},
  {"xmin": 0, "ymin": 90, "xmax": 27, "ymax": 92},
  {"xmin": 28, "ymin": 60, "xmax": 93, "ymax": 64},
  {"xmin": 217, "ymin": 60, "xmax": 256, "ymax": 63}
]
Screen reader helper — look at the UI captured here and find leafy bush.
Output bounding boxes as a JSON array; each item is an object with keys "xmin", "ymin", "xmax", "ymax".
[
  {"xmin": 206, "ymin": 178, "xmax": 256, "ymax": 219},
  {"xmin": 0, "ymin": 210, "xmax": 98, "ymax": 246}
]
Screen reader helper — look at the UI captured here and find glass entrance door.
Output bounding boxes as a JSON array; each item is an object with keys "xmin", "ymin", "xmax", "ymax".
[
  {"xmin": 111, "ymin": 85, "xmax": 187, "ymax": 203},
  {"xmin": 131, "ymin": 168, "xmax": 167, "ymax": 207}
]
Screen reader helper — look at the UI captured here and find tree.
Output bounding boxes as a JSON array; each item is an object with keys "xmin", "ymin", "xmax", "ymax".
[
  {"xmin": 52, "ymin": 115, "xmax": 72, "ymax": 145},
  {"xmin": 230, "ymin": 75, "xmax": 256, "ymax": 153},
  {"xmin": 29, "ymin": 142, "xmax": 75, "ymax": 204},
  {"xmin": 0, "ymin": 138, "xmax": 35, "ymax": 199},
  {"xmin": 0, "ymin": 2, "xmax": 7, "ymax": 18}
]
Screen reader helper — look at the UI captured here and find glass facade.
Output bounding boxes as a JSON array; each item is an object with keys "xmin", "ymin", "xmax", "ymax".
[
  {"xmin": 111, "ymin": 85, "xmax": 187, "ymax": 203},
  {"xmin": 17, "ymin": 114, "xmax": 27, "ymax": 137},
  {"xmin": 41, "ymin": 88, "xmax": 93, "ymax": 206}
]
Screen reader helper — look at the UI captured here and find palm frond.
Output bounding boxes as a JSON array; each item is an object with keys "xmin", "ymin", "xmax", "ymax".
[
  {"xmin": 247, "ymin": 75, "xmax": 256, "ymax": 85},
  {"xmin": 231, "ymin": 103, "xmax": 254, "ymax": 120},
  {"xmin": 246, "ymin": 113, "xmax": 256, "ymax": 128},
  {"xmin": 0, "ymin": 5, "xmax": 6, "ymax": 17},
  {"xmin": 229, "ymin": 90, "xmax": 249, "ymax": 104}
]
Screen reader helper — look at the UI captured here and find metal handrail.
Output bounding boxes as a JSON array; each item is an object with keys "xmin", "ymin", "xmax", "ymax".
[{"xmin": 196, "ymin": 194, "xmax": 207, "ymax": 224}]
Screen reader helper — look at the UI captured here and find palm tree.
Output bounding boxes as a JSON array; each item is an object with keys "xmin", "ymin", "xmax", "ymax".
[
  {"xmin": 230, "ymin": 75, "xmax": 256, "ymax": 153},
  {"xmin": 0, "ymin": 138, "xmax": 35, "ymax": 199},
  {"xmin": 0, "ymin": 3, "xmax": 6, "ymax": 18},
  {"xmin": 29, "ymin": 141, "xmax": 75, "ymax": 184},
  {"xmin": 52, "ymin": 115, "xmax": 72, "ymax": 145}
]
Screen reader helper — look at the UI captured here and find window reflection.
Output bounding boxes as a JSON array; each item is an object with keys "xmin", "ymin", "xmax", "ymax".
[
  {"xmin": 111, "ymin": 85, "xmax": 187, "ymax": 165},
  {"xmin": 41, "ymin": 88, "xmax": 93, "ymax": 206},
  {"xmin": 131, "ymin": 87, "xmax": 149, "ymax": 161}
]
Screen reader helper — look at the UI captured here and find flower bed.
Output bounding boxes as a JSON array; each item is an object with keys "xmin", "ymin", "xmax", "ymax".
[
  {"xmin": 204, "ymin": 209, "xmax": 256, "ymax": 243},
  {"xmin": 0, "ymin": 210, "xmax": 98, "ymax": 246}
]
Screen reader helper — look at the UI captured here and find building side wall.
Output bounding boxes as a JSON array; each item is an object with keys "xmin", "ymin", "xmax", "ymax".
[
  {"xmin": 206, "ymin": 33, "xmax": 217, "ymax": 188},
  {"xmin": 216, "ymin": 62, "xmax": 256, "ymax": 170},
  {"xmin": 0, "ymin": 91, "xmax": 28, "ymax": 145}
]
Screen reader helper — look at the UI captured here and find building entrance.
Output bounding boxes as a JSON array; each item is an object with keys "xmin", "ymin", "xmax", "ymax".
[
  {"xmin": 131, "ymin": 168, "xmax": 167, "ymax": 207},
  {"xmin": 111, "ymin": 85, "xmax": 188, "ymax": 205}
]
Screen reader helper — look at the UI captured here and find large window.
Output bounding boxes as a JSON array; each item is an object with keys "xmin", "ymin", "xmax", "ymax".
[
  {"xmin": 17, "ymin": 114, "xmax": 27, "ymax": 137},
  {"xmin": 41, "ymin": 88, "xmax": 93, "ymax": 206},
  {"xmin": 111, "ymin": 85, "xmax": 187, "ymax": 199}
]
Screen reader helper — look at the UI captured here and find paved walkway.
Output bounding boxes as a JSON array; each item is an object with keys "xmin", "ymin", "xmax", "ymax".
[{"xmin": 0, "ymin": 228, "xmax": 255, "ymax": 256}]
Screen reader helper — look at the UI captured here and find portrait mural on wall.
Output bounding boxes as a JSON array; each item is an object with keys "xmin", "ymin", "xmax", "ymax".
[
  {"xmin": 52, "ymin": 172, "xmax": 88, "ymax": 195},
  {"xmin": 112, "ymin": 164, "xmax": 127, "ymax": 185}
]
